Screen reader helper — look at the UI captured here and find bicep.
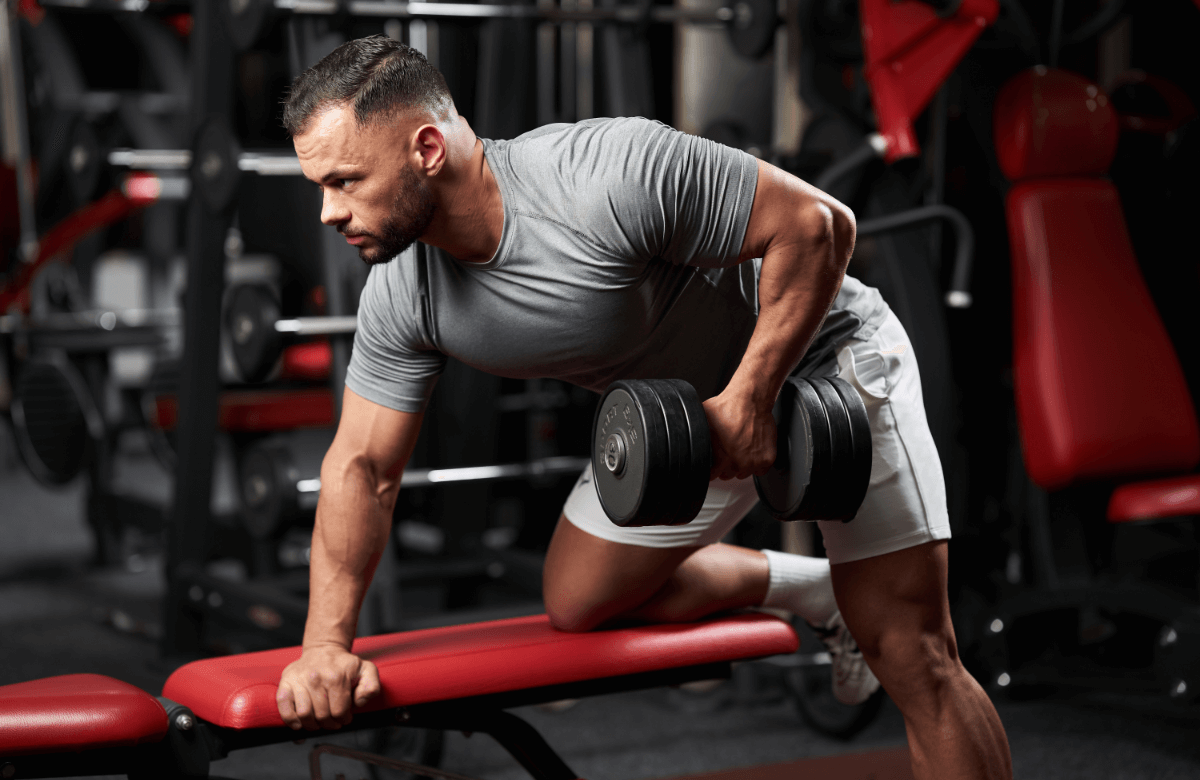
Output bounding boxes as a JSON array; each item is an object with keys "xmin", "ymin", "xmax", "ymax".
[
  {"xmin": 738, "ymin": 159, "xmax": 855, "ymax": 264},
  {"xmin": 324, "ymin": 388, "xmax": 424, "ymax": 497}
]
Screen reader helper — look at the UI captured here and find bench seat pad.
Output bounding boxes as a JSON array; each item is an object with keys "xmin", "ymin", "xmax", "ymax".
[
  {"xmin": 163, "ymin": 612, "xmax": 797, "ymax": 730},
  {"xmin": 0, "ymin": 674, "xmax": 168, "ymax": 756}
]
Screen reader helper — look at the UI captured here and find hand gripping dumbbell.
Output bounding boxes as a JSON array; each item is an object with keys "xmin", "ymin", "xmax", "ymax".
[{"xmin": 591, "ymin": 376, "xmax": 872, "ymax": 527}]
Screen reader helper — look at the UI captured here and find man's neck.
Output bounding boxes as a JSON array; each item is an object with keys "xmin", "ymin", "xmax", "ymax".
[{"xmin": 422, "ymin": 129, "xmax": 503, "ymax": 264}]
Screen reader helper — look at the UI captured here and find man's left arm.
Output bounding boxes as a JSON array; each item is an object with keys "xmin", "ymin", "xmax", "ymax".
[{"xmin": 705, "ymin": 159, "xmax": 856, "ymax": 480}]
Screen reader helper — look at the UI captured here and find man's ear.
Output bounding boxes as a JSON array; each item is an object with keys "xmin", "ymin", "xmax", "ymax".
[{"xmin": 414, "ymin": 124, "xmax": 448, "ymax": 176}]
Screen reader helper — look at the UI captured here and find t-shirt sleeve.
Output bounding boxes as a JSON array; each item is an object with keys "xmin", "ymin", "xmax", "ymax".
[
  {"xmin": 596, "ymin": 118, "xmax": 759, "ymax": 269},
  {"xmin": 344, "ymin": 255, "xmax": 447, "ymax": 414}
]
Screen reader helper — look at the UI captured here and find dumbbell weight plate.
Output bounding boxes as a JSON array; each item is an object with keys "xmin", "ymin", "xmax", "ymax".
[
  {"xmin": 824, "ymin": 376, "xmax": 872, "ymax": 521},
  {"xmin": 755, "ymin": 378, "xmax": 816, "ymax": 520},
  {"xmin": 593, "ymin": 384, "xmax": 656, "ymax": 526},
  {"xmin": 593, "ymin": 379, "xmax": 711, "ymax": 527},
  {"xmin": 651, "ymin": 379, "xmax": 711, "ymax": 525},
  {"xmin": 807, "ymin": 378, "xmax": 860, "ymax": 522},
  {"xmin": 226, "ymin": 284, "xmax": 285, "ymax": 383}
]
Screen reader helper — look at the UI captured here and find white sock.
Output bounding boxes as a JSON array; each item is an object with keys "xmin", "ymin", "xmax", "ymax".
[{"xmin": 760, "ymin": 548, "xmax": 838, "ymax": 626}]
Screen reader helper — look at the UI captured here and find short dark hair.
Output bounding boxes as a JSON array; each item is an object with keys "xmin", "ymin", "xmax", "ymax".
[{"xmin": 282, "ymin": 35, "xmax": 454, "ymax": 136}]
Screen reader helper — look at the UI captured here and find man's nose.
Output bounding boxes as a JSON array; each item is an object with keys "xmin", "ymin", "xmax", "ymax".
[{"xmin": 320, "ymin": 191, "xmax": 349, "ymax": 227}]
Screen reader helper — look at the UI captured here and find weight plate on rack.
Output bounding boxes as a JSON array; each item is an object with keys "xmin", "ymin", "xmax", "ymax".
[
  {"xmin": 239, "ymin": 440, "xmax": 294, "ymax": 540},
  {"xmin": 226, "ymin": 284, "xmax": 284, "ymax": 383},
  {"xmin": 726, "ymin": 0, "xmax": 778, "ymax": 60},
  {"xmin": 66, "ymin": 119, "xmax": 101, "ymax": 205},
  {"xmin": 826, "ymin": 376, "xmax": 873, "ymax": 521},
  {"xmin": 808, "ymin": 377, "xmax": 859, "ymax": 522},
  {"xmin": 11, "ymin": 357, "xmax": 104, "ymax": 486},
  {"xmin": 193, "ymin": 117, "xmax": 242, "ymax": 213}
]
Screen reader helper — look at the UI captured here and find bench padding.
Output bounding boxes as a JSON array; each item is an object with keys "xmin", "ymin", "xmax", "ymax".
[
  {"xmin": 0, "ymin": 674, "xmax": 168, "ymax": 756},
  {"xmin": 163, "ymin": 612, "xmax": 797, "ymax": 729}
]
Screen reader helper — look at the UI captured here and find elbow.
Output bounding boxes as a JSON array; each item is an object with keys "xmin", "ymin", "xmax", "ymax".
[
  {"xmin": 320, "ymin": 450, "xmax": 402, "ymax": 515},
  {"xmin": 798, "ymin": 199, "xmax": 854, "ymax": 273},
  {"xmin": 831, "ymin": 201, "xmax": 856, "ymax": 268}
]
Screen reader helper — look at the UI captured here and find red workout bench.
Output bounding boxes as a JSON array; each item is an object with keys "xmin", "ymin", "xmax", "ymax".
[{"xmin": 0, "ymin": 612, "xmax": 797, "ymax": 780}]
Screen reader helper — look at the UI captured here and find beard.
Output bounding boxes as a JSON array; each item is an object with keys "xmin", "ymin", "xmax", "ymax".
[{"xmin": 349, "ymin": 165, "xmax": 437, "ymax": 265}]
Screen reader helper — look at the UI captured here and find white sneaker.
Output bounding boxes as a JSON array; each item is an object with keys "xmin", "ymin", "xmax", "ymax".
[{"xmin": 808, "ymin": 610, "xmax": 880, "ymax": 706}]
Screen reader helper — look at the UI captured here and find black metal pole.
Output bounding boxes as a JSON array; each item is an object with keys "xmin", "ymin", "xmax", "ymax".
[{"xmin": 161, "ymin": 0, "xmax": 236, "ymax": 656}]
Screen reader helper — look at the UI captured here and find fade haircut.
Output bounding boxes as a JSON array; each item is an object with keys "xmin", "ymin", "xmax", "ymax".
[{"xmin": 282, "ymin": 35, "xmax": 454, "ymax": 136}]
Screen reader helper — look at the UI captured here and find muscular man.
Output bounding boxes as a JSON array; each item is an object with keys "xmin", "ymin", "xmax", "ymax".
[{"xmin": 274, "ymin": 36, "xmax": 1011, "ymax": 779}]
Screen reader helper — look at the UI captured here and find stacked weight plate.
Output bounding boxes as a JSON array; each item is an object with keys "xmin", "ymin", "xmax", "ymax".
[
  {"xmin": 592, "ymin": 379, "xmax": 711, "ymax": 527},
  {"xmin": 754, "ymin": 376, "xmax": 872, "ymax": 522}
]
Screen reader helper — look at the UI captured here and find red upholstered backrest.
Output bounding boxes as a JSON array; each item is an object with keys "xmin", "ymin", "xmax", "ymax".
[
  {"xmin": 995, "ymin": 67, "xmax": 1119, "ymax": 179},
  {"xmin": 998, "ymin": 68, "xmax": 1200, "ymax": 489}
]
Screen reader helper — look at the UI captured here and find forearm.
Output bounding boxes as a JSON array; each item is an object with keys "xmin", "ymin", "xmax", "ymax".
[
  {"xmin": 303, "ymin": 458, "xmax": 397, "ymax": 650},
  {"xmin": 728, "ymin": 202, "xmax": 853, "ymax": 411}
]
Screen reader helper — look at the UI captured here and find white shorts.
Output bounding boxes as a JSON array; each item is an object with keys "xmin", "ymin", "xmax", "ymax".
[{"xmin": 562, "ymin": 311, "xmax": 951, "ymax": 565}]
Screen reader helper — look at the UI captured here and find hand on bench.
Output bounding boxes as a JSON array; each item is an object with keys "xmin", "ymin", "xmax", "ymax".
[{"xmin": 277, "ymin": 644, "xmax": 382, "ymax": 730}]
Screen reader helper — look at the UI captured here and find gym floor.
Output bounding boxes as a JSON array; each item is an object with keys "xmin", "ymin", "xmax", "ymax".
[{"xmin": 2, "ymin": 430, "xmax": 1199, "ymax": 780}]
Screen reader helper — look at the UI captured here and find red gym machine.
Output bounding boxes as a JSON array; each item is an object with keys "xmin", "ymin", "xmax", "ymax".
[{"xmin": 974, "ymin": 66, "xmax": 1200, "ymax": 700}]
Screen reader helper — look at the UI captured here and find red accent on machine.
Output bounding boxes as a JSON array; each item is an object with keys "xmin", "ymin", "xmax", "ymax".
[
  {"xmin": 152, "ymin": 389, "xmax": 336, "ymax": 432},
  {"xmin": 859, "ymin": 0, "xmax": 998, "ymax": 162},
  {"xmin": 281, "ymin": 340, "xmax": 334, "ymax": 381},
  {"xmin": 0, "ymin": 191, "xmax": 141, "ymax": 313},
  {"xmin": 997, "ymin": 67, "xmax": 1200, "ymax": 493},
  {"xmin": 1108, "ymin": 475, "xmax": 1200, "ymax": 523}
]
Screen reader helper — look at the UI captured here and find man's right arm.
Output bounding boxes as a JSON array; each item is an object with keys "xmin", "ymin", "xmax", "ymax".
[{"xmin": 276, "ymin": 387, "xmax": 424, "ymax": 730}]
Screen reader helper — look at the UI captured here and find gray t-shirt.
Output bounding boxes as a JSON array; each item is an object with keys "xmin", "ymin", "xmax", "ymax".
[{"xmin": 345, "ymin": 117, "xmax": 889, "ymax": 414}]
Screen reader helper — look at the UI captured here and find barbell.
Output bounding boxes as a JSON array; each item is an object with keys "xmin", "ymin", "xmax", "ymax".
[
  {"xmin": 225, "ymin": 283, "xmax": 356, "ymax": 383},
  {"xmin": 221, "ymin": 0, "xmax": 780, "ymax": 59},
  {"xmin": 592, "ymin": 375, "xmax": 872, "ymax": 527},
  {"xmin": 239, "ymin": 433, "xmax": 590, "ymax": 539}
]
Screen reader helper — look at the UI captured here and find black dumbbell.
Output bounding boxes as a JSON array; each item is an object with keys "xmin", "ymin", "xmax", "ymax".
[{"xmin": 591, "ymin": 376, "xmax": 872, "ymax": 527}]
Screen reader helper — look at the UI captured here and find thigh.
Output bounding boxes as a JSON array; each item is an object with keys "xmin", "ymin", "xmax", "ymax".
[
  {"xmin": 544, "ymin": 465, "xmax": 761, "ymax": 629},
  {"xmin": 818, "ymin": 311, "xmax": 951, "ymax": 564},
  {"xmin": 543, "ymin": 516, "xmax": 698, "ymax": 630}
]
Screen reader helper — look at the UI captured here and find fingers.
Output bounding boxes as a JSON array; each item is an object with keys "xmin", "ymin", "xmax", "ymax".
[
  {"xmin": 324, "ymin": 677, "xmax": 354, "ymax": 729},
  {"xmin": 277, "ymin": 656, "xmax": 364, "ymax": 730},
  {"xmin": 292, "ymin": 684, "xmax": 320, "ymax": 731},
  {"xmin": 277, "ymin": 682, "xmax": 301, "ymax": 730},
  {"xmin": 354, "ymin": 660, "xmax": 382, "ymax": 707}
]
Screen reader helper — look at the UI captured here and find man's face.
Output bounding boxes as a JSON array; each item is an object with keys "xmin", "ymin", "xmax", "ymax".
[{"xmin": 294, "ymin": 104, "xmax": 436, "ymax": 265}]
